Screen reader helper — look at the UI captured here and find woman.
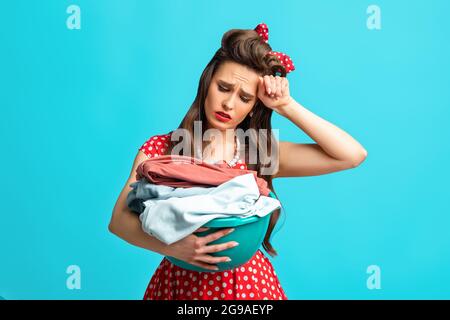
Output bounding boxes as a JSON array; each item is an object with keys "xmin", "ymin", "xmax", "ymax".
[{"xmin": 108, "ymin": 23, "xmax": 367, "ymax": 300}]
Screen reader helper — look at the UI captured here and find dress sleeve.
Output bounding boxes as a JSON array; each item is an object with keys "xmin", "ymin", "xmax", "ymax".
[{"xmin": 138, "ymin": 133, "xmax": 170, "ymax": 158}]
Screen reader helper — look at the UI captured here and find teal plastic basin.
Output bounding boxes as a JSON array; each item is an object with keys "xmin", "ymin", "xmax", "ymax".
[{"xmin": 165, "ymin": 191, "xmax": 277, "ymax": 272}]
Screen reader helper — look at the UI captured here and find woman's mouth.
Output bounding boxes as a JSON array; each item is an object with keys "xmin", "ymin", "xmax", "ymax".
[{"xmin": 214, "ymin": 111, "xmax": 232, "ymax": 122}]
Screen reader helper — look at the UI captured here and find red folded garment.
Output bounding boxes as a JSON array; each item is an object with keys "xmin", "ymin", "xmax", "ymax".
[{"xmin": 135, "ymin": 154, "xmax": 270, "ymax": 196}]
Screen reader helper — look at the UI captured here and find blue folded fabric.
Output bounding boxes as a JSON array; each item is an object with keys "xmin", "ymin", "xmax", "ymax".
[
  {"xmin": 127, "ymin": 182, "xmax": 215, "ymax": 214},
  {"xmin": 126, "ymin": 173, "xmax": 281, "ymax": 245}
]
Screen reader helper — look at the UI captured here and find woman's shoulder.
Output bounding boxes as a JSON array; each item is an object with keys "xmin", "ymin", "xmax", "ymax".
[{"xmin": 138, "ymin": 131, "xmax": 173, "ymax": 158}]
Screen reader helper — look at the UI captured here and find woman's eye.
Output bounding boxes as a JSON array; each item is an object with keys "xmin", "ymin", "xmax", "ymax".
[{"xmin": 219, "ymin": 86, "xmax": 250, "ymax": 103}]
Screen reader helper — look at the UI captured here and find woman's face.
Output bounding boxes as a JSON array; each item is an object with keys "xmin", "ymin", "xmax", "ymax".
[{"xmin": 204, "ymin": 60, "xmax": 260, "ymax": 131}]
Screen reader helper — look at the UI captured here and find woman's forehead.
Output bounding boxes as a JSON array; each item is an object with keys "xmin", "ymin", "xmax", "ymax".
[{"xmin": 215, "ymin": 62, "xmax": 259, "ymax": 88}]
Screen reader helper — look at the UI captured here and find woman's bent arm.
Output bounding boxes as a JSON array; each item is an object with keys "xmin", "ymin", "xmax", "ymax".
[{"xmin": 108, "ymin": 151, "xmax": 168, "ymax": 256}]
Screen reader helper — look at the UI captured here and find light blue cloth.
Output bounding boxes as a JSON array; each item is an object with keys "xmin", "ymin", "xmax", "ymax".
[
  {"xmin": 129, "ymin": 173, "xmax": 281, "ymax": 245},
  {"xmin": 127, "ymin": 182, "xmax": 216, "ymax": 214}
]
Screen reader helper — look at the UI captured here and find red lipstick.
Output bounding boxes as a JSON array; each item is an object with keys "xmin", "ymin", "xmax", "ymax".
[{"xmin": 214, "ymin": 111, "xmax": 232, "ymax": 122}]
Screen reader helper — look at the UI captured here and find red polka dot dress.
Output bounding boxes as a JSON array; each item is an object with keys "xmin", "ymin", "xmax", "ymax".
[{"xmin": 138, "ymin": 132, "xmax": 288, "ymax": 300}]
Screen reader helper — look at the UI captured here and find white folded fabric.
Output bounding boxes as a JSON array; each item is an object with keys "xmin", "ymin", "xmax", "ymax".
[{"xmin": 138, "ymin": 173, "xmax": 280, "ymax": 244}]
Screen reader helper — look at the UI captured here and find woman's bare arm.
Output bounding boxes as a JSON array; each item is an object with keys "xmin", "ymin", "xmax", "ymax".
[
  {"xmin": 273, "ymin": 98, "xmax": 368, "ymax": 178},
  {"xmin": 108, "ymin": 151, "xmax": 168, "ymax": 255}
]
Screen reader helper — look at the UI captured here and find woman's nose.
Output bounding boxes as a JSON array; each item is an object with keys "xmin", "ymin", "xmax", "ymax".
[
  {"xmin": 223, "ymin": 95, "xmax": 236, "ymax": 110},
  {"xmin": 222, "ymin": 101, "xmax": 233, "ymax": 111}
]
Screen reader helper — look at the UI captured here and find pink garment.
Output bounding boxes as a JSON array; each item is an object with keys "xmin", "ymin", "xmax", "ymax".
[{"xmin": 135, "ymin": 154, "xmax": 270, "ymax": 196}]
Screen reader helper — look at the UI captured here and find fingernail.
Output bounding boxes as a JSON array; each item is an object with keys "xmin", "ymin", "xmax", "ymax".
[
  {"xmin": 213, "ymin": 267, "xmax": 219, "ymax": 270},
  {"xmin": 268, "ymin": 88, "xmax": 271, "ymax": 94},
  {"xmin": 229, "ymin": 228, "xmax": 235, "ymax": 233},
  {"xmin": 233, "ymin": 242, "xmax": 239, "ymax": 246},
  {"xmin": 225, "ymin": 258, "xmax": 232, "ymax": 262}
]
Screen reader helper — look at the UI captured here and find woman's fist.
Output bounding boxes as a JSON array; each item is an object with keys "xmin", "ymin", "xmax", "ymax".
[{"xmin": 257, "ymin": 75, "xmax": 292, "ymax": 112}]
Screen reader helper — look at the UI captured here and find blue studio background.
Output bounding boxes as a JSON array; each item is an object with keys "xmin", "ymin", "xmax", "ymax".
[{"xmin": 1, "ymin": 0, "xmax": 449, "ymax": 299}]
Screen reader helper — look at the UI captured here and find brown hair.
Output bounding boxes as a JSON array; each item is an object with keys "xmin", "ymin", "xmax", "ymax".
[{"xmin": 162, "ymin": 27, "xmax": 288, "ymax": 257}]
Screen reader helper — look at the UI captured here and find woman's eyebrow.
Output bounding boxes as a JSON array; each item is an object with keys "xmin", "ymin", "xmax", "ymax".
[{"xmin": 218, "ymin": 80, "xmax": 255, "ymax": 98}]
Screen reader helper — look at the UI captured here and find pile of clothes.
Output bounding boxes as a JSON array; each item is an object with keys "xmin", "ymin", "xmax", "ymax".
[{"xmin": 126, "ymin": 155, "xmax": 281, "ymax": 245}]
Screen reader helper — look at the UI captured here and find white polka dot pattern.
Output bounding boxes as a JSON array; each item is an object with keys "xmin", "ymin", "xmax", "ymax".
[
  {"xmin": 139, "ymin": 133, "xmax": 171, "ymax": 158},
  {"xmin": 143, "ymin": 249, "xmax": 287, "ymax": 300}
]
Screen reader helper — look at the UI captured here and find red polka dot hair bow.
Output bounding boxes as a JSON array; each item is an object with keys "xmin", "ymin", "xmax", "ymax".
[{"xmin": 254, "ymin": 22, "xmax": 296, "ymax": 74}]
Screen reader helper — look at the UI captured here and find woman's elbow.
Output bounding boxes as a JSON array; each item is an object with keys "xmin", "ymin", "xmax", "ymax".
[
  {"xmin": 108, "ymin": 220, "xmax": 117, "ymax": 235},
  {"xmin": 108, "ymin": 212, "xmax": 121, "ymax": 235},
  {"xmin": 351, "ymin": 149, "xmax": 368, "ymax": 167},
  {"xmin": 108, "ymin": 221, "xmax": 116, "ymax": 234}
]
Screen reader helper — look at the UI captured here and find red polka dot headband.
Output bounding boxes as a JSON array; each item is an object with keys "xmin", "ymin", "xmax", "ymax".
[{"xmin": 254, "ymin": 22, "xmax": 296, "ymax": 74}]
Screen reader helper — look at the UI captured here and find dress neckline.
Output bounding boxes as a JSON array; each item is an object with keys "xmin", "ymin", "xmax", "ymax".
[{"xmin": 196, "ymin": 135, "xmax": 241, "ymax": 168}]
